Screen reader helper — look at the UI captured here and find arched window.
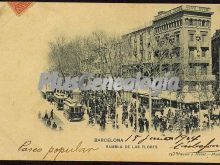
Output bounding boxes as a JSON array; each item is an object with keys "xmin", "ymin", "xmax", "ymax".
[
  {"xmin": 198, "ymin": 19, "xmax": 202, "ymax": 26},
  {"xmin": 169, "ymin": 22, "xmax": 172, "ymax": 28},
  {"xmin": 185, "ymin": 18, "xmax": 189, "ymax": 26},
  {"xmin": 206, "ymin": 20, "xmax": 210, "ymax": 27},
  {"xmin": 177, "ymin": 20, "xmax": 180, "ymax": 27},
  {"xmin": 202, "ymin": 20, "xmax": 206, "ymax": 26},
  {"xmin": 193, "ymin": 19, "xmax": 197, "ymax": 26},
  {"xmin": 189, "ymin": 19, "xmax": 193, "ymax": 26}
]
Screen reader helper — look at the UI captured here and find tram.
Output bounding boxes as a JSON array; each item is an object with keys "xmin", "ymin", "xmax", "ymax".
[
  {"xmin": 41, "ymin": 84, "xmax": 54, "ymax": 102},
  {"xmin": 54, "ymin": 91, "xmax": 67, "ymax": 110},
  {"xmin": 63, "ymin": 98, "xmax": 84, "ymax": 121}
]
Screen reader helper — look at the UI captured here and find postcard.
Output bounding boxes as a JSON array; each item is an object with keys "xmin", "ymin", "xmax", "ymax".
[{"xmin": 0, "ymin": 2, "xmax": 220, "ymax": 162}]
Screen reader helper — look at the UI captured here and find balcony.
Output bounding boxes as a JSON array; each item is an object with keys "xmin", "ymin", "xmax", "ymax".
[
  {"xmin": 200, "ymin": 41, "xmax": 209, "ymax": 48},
  {"xmin": 182, "ymin": 74, "xmax": 215, "ymax": 81},
  {"xmin": 188, "ymin": 41, "xmax": 196, "ymax": 47},
  {"xmin": 188, "ymin": 57, "xmax": 210, "ymax": 63}
]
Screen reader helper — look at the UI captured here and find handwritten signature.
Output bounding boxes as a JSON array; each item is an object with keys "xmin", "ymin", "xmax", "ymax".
[{"xmin": 125, "ymin": 134, "xmax": 220, "ymax": 154}]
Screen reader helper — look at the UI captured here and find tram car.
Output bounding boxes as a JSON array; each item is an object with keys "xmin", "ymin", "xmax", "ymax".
[
  {"xmin": 41, "ymin": 84, "xmax": 54, "ymax": 101},
  {"xmin": 54, "ymin": 92, "xmax": 67, "ymax": 110},
  {"xmin": 63, "ymin": 98, "xmax": 84, "ymax": 121},
  {"xmin": 69, "ymin": 88, "xmax": 81, "ymax": 101}
]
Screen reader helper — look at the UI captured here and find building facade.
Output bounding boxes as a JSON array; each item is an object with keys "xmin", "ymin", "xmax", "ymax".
[
  {"xmin": 122, "ymin": 5, "xmax": 215, "ymax": 106},
  {"xmin": 212, "ymin": 29, "xmax": 220, "ymax": 93}
]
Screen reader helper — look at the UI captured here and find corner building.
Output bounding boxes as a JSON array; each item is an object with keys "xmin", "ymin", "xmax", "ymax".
[{"xmin": 122, "ymin": 5, "xmax": 215, "ymax": 108}]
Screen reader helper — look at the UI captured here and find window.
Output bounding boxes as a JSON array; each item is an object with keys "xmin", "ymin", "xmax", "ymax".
[
  {"xmin": 202, "ymin": 20, "xmax": 206, "ymax": 27},
  {"xmin": 201, "ymin": 32, "xmax": 207, "ymax": 43},
  {"xmin": 189, "ymin": 33, "xmax": 194, "ymax": 41},
  {"xmin": 201, "ymin": 65, "xmax": 207, "ymax": 75},
  {"xmin": 175, "ymin": 33, "xmax": 180, "ymax": 44},
  {"xmin": 193, "ymin": 19, "xmax": 197, "ymax": 26},
  {"xmin": 198, "ymin": 20, "xmax": 202, "ymax": 26},
  {"xmin": 134, "ymin": 37, "xmax": 137, "ymax": 56},
  {"xmin": 201, "ymin": 49, "xmax": 206, "ymax": 57},
  {"xmin": 189, "ymin": 19, "xmax": 193, "ymax": 26},
  {"xmin": 206, "ymin": 21, "xmax": 210, "ymax": 27},
  {"xmin": 189, "ymin": 47, "xmax": 195, "ymax": 57},
  {"xmin": 172, "ymin": 63, "xmax": 180, "ymax": 74},
  {"xmin": 179, "ymin": 19, "xmax": 182, "ymax": 26},
  {"xmin": 140, "ymin": 34, "xmax": 143, "ymax": 48},
  {"xmin": 201, "ymin": 34, "xmax": 206, "ymax": 43},
  {"xmin": 174, "ymin": 22, "xmax": 177, "ymax": 28},
  {"xmin": 201, "ymin": 48, "xmax": 208, "ymax": 57}
]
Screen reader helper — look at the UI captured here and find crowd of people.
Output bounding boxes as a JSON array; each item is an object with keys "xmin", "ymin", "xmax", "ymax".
[
  {"xmin": 42, "ymin": 89, "xmax": 220, "ymax": 134},
  {"xmin": 122, "ymin": 102, "xmax": 150, "ymax": 133},
  {"xmin": 81, "ymin": 91, "xmax": 151, "ymax": 132},
  {"xmin": 82, "ymin": 90, "xmax": 117, "ymax": 131},
  {"xmin": 81, "ymin": 90, "xmax": 220, "ymax": 134},
  {"xmin": 151, "ymin": 102, "xmax": 220, "ymax": 134}
]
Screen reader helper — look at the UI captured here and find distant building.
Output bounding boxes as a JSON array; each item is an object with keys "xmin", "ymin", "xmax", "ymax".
[
  {"xmin": 212, "ymin": 29, "xmax": 220, "ymax": 92},
  {"xmin": 122, "ymin": 5, "xmax": 215, "ymax": 107}
]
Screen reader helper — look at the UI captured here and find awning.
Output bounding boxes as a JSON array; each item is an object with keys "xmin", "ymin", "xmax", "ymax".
[
  {"xmin": 133, "ymin": 89, "xmax": 161, "ymax": 100},
  {"xmin": 72, "ymin": 88, "xmax": 81, "ymax": 94},
  {"xmin": 160, "ymin": 91, "xmax": 177, "ymax": 101},
  {"xmin": 180, "ymin": 92, "xmax": 215, "ymax": 103}
]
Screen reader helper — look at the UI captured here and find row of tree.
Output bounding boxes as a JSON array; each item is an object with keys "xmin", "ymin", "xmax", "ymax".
[{"xmin": 48, "ymin": 31, "xmax": 133, "ymax": 78}]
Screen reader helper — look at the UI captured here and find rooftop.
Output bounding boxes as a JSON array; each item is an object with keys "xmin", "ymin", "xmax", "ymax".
[
  {"xmin": 122, "ymin": 22, "xmax": 152, "ymax": 37},
  {"xmin": 154, "ymin": 5, "xmax": 213, "ymax": 21}
]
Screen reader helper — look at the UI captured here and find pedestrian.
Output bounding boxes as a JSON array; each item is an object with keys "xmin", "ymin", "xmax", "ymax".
[
  {"xmin": 47, "ymin": 119, "xmax": 51, "ymax": 126},
  {"xmin": 125, "ymin": 119, "xmax": 128, "ymax": 128},
  {"xmin": 185, "ymin": 124, "xmax": 190, "ymax": 134},
  {"xmin": 138, "ymin": 117, "xmax": 143, "ymax": 132},
  {"xmin": 43, "ymin": 111, "xmax": 49, "ymax": 120},
  {"xmin": 129, "ymin": 114, "xmax": 133, "ymax": 127},
  {"xmin": 50, "ymin": 109, "xmax": 54, "ymax": 119},
  {"xmin": 52, "ymin": 122, "xmax": 57, "ymax": 129},
  {"xmin": 153, "ymin": 115, "xmax": 159, "ymax": 131},
  {"xmin": 144, "ymin": 118, "xmax": 149, "ymax": 132}
]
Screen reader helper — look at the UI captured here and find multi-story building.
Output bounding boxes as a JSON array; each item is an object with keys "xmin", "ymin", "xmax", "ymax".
[
  {"xmin": 212, "ymin": 29, "xmax": 220, "ymax": 93},
  {"xmin": 122, "ymin": 5, "xmax": 215, "ymax": 108},
  {"xmin": 122, "ymin": 25, "xmax": 154, "ymax": 78}
]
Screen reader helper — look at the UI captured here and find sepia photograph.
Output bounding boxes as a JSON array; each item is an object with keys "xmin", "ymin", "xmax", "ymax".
[{"xmin": 0, "ymin": 1, "xmax": 220, "ymax": 163}]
